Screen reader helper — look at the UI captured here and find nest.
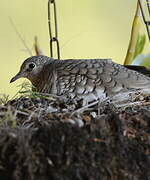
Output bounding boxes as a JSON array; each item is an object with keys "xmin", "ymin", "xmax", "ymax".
[{"xmin": 0, "ymin": 95, "xmax": 149, "ymax": 180}]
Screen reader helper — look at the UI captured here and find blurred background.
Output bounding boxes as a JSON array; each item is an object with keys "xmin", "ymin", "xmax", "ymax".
[{"xmin": 0, "ymin": 0, "xmax": 149, "ymax": 97}]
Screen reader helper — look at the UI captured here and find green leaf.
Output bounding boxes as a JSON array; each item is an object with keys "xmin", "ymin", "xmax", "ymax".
[{"xmin": 133, "ymin": 34, "xmax": 146, "ymax": 59}]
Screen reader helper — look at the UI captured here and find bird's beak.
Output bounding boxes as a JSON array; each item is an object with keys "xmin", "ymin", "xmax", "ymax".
[{"xmin": 10, "ymin": 72, "xmax": 24, "ymax": 83}]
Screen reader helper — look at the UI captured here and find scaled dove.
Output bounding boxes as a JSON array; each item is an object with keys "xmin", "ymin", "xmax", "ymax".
[{"xmin": 10, "ymin": 56, "xmax": 150, "ymax": 105}]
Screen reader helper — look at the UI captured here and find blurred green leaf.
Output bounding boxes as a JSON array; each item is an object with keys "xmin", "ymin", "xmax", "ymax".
[{"xmin": 133, "ymin": 34, "xmax": 146, "ymax": 59}]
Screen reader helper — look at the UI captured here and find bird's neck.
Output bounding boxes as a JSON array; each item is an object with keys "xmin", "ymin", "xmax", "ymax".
[
  {"xmin": 29, "ymin": 66, "xmax": 56, "ymax": 93},
  {"xmin": 27, "ymin": 68, "xmax": 47, "ymax": 92}
]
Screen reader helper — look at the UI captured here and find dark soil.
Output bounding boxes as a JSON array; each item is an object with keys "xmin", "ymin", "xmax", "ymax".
[{"xmin": 0, "ymin": 96, "xmax": 149, "ymax": 180}]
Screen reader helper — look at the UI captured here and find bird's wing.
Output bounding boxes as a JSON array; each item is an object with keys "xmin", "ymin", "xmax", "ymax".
[{"xmin": 55, "ymin": 59, "xmax": 150, "ymax": 101}]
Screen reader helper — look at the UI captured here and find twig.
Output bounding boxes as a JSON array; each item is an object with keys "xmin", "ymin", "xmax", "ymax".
[
  {"xmin": 34, "ymin": 92, "xmax": 67, "ymax": 100},
  {"xmin": 9, "ymin": 17, "xmax": 32, "ymax": 56},
  {"xmin": 71, "ymin": 101, "xmax": 99, "ymax": 116},
  {"xmin": 115, "ymin": 100, "xmax": 150, "ymax": 108},
  {"xmin": 16, "ymin": 110, "xmax": 29, "ymax": 116},
  {"xmin": 34, "ymin": 36, "xmax": 44, "ymax": 56}
]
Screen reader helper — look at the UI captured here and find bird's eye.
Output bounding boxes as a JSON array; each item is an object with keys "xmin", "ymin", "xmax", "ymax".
[{"xmin": 29, "ymin": 63, "xmax": 35, "ymax": 69}]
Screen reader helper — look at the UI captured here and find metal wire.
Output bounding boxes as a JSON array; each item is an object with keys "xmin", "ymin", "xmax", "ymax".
[
  {"xmin": 138, "ymin": 0, "xmax": 150, "ymax": 41},
  {"xmin": 48, "ymin": 0, "xmax": 60, "ymax": 59},
  {"xmin": 146, "ymin": 0, "xmax": 150, "ymax": 16}
]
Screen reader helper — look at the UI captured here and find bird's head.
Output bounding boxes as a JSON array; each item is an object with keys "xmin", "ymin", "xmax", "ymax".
[{"xmin": 10, "ymin": 55, "xmax": 51, "ymax": 83}]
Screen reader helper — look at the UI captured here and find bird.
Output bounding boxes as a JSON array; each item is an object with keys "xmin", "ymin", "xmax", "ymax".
[{"xmin": 10, "ymin": 55, "xmax": 150, "ymax": 105}]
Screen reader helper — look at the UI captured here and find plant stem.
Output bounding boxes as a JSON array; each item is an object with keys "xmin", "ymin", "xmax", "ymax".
[{"xmin": 124, "ymin": 1, "xmax": 141, "ymax": 65}]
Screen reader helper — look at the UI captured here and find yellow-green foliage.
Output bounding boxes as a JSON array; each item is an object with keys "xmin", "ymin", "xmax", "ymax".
[
  {"xmin": 0, "ymin": 94, "xmax": 9, "ymax": 105},
  {"xmin": 14, "ymin": 81, "xmax": 51, "ymax": 100},
  {"xmin": 133, "ymin": 34, "xmax": 146, "ymax": 59}
]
